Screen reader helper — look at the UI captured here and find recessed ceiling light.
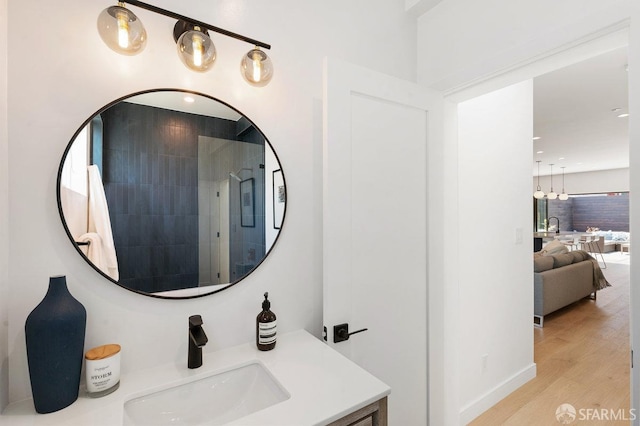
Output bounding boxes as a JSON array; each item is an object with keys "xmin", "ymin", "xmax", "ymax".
[
  {"xmin": 536, "ymin": 151, "xmax": 544, "ymax": 154},
  {"xmin": 184, "ymin": 96, "xmax": 195, "ymax": 103},
  {"xmin": 559, "ymin": 157, "xmax": 565, "ymax": 160},
  {"xmin": 618, "ymin": 113, "xmax": 629, "ymax": 118},
  {"xmin": 533, "ymin": 136, "xmax": 541, "ymax": 140}
]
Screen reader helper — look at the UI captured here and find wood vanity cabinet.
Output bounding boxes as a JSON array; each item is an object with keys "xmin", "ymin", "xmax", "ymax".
[{"xmin": 327, "ymin": 397, "xmax": 388, "ymax": 426}]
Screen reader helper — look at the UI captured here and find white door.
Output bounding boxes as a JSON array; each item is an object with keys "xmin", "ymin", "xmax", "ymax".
[
  {"xmin": 218, "ymin": 179, "xmax": 230, "ymax": 283},
  {"xmin": 323, "ymin": 57, "xmax": 442, "ymax": 425}
]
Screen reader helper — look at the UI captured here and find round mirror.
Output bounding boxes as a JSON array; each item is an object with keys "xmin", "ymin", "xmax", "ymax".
[{"xmin": 57, "ymin": 89, "xmax": 286, "ymax": 299}]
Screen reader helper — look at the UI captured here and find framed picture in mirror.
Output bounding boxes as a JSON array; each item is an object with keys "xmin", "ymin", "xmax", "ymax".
[
  {"xmin": 240, "ymin": 178, "xmax": 255, "ymax": 227},
  {"xmin": 273, "ymin": 169, "xmax": 285, "ymax": 229}
]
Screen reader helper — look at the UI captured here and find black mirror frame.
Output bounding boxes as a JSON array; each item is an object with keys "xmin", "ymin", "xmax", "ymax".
[{"xmin": 56, "ymin": 88, "xmax": 287, "ymax": 299}]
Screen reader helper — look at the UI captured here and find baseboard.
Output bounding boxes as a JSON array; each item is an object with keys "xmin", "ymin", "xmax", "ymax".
[{"xmin": 459, "ymin": 362, "xmax": 537, "ymax": 425}]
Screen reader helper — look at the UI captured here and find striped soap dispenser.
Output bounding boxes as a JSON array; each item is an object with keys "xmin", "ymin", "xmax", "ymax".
[{"xmin": 256, "ymin": 292, "xmax": 276, "ymax": 351}]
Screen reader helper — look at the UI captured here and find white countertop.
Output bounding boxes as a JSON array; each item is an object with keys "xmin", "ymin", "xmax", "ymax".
[
  {"xmin": 1, "ymin": 330, "xmax": 390, "ymax": 426},
  {"xmin": 534, "ymin": 231, "xmax": 595, "ymax": 239}
]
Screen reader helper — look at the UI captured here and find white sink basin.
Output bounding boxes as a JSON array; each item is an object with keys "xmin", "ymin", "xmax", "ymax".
[{"xmin": 123, "ymin": 361, "xmax": 290, "ymax": 425}]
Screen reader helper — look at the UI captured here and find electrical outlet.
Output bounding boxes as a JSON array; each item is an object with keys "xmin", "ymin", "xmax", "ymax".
[{"xmin": 481, "ymin": 354, "xmax": 489, "ymax": 372}]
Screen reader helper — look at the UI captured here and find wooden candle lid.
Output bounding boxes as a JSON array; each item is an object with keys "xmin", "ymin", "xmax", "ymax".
[{"xmin": 85, "ymin": 344, "xmax": 121, "ymax": 360}]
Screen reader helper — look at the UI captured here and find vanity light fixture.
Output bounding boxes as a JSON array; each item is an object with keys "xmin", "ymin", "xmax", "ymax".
[
  {"xmin": 558, "ymin": 166, "xmax": 569, "ymax": 201},
  {"xmin": 533, "ymin": 160, "xmax": 545, "ymax": 199},
  {"xmin": 97, "ymin": 0, "xmax": 274, "ymax": 85},
  {"xmin": 547, "ymin": 164, "xmax": 557, "ymax": 200}
]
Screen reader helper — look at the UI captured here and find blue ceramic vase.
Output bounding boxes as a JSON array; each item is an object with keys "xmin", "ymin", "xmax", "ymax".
[{"xmin": 25, "ymin": 275, "xmax": 87, "ymax": 413}]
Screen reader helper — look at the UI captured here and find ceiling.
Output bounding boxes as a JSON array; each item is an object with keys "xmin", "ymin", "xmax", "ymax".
[
  {"xmin": 533, "ymin": 47, "xmax": 629, "ymax": 176},
  {"xmin": 126, "ymin": 91, "xmax": 242, "ymax": 121}
]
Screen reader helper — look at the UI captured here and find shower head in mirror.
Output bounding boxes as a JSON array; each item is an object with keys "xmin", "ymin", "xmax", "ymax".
[{"xmin": 230, "ymin": 167, "xmax": 253, "ymax": 182}]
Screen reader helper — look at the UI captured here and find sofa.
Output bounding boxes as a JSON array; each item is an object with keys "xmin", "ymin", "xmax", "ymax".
[
  {"xmin": 533, "ymin": 248, "xmax": 604, "ymax": 327},
  {"xmin": 555, "ymin": 231, "xmax": 630, "ymax": 253},
  {"xmin": 592, "ymin": 231, "xmax": 630, "ymax": 253},
  {"xmin": 592, "ymin": 236, "xmax": 617, "ymax": 253}
]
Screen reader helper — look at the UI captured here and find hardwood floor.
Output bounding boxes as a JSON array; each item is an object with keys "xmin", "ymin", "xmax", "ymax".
[{"xmin": 470, "ymin": 254, "xmax": 631, "ymax": 425}]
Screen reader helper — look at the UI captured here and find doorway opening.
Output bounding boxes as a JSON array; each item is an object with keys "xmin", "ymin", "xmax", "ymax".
[{"xmin": 464, "ymin": 40, "xmax": 631, "ymax": 425}]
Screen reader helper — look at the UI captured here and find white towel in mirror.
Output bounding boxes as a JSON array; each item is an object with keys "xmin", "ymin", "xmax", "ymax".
[{"xmin": 87, "ymin": 165, "xmax": 119, "ymax": 281}]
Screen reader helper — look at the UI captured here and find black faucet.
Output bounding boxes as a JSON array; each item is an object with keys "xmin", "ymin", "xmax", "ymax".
[
  {"xmin": 188, "ymin": 315, "xmax": 208, "ymax": 369},
  {"xmin": 548, "ymin": 216, "xmax": 560, "ymax": 234}
]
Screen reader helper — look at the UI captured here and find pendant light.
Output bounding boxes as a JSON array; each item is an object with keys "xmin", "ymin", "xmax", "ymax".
[
  {"xmin": 533, "ymin": 160, "xmax": 545, "ymax": 199},
  {"xmin": 97, "ymin": 2, "xmax": 147, "ymax": 55},
  {"xmin": 559, "ymin": 167, "xmax": 569, "ymax": 200},
  {"xmin": 547, "ymin": 164, "xmax": 557, "ymax": 200}
]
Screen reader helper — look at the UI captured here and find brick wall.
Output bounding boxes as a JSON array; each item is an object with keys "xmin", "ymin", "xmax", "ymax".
[
  {"xmin": 549, "ymin": 193, "xmax": 629, "ymax": 232},
  {"xmin": 547, "ymin": 198, "xmax": 573, "ymax": 232},
  {"xmin": 572, "ymin": 193, "xmax": 629, "ymax": 232},
  {"xmin": 101, "ymin": 102, "xmax": 237, "ymax": 293}
]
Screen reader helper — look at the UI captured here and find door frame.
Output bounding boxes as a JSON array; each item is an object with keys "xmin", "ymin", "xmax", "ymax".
[
  {"xmin": 323, "ymin": 56, "xmax": 444, "ymax": 425},
  {"xmin": 438, "ymin": 24, "xmax": 637, "ymax": 423}
]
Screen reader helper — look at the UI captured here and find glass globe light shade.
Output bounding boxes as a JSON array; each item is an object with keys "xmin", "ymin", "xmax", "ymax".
[
  {"xmin": 97, "ymin": 5, "xmax": 147, "ymax": 55},
  {"xmin": 240, "ymin": 47, "xmax": 273, "ymax": 86},
  {"xmin": 533, "ymin": 190, "xmax": 545, "ymax": 199},
  {"xmin": 547, "ymin": 191, "xmax": 558, "ymax": 200},
  {"xmin": 176, "ymin": 28, "xmax": 216, "ymax": 72},
  {"xmin": 559, "ymin": 193, "xmax": 569, "ymax": 201}
]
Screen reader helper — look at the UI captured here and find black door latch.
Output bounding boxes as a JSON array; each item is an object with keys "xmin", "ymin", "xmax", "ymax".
[{"xmin": 333, "ymin": 323, "xmax": 368, "ymax": 343}]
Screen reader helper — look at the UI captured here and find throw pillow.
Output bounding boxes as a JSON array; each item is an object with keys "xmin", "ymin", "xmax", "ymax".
[
  {"xmin": 569, "ymin": 251, "xmax": 586, "ymax": 263},
  {"xmin": 542, "ymin": 239, "xmax": 569, "ymax": 256},
  {"xmin": 571, "ymin": 250, "xmax": 591, "ymax": 262},
  {"xmin": 552, "ymin": 253, "xmax": 574, "ymax": 268},
  {"xmin": 534, "ymin": 256, "xmax": 554, "ymax": 272}
]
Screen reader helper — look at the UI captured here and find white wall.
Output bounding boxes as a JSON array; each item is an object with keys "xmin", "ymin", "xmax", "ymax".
[
  {"xmin": 418, "ymin": 0, "xmax": 631, "ymax": 91},
  {"xmin": 0, "ymin": 0, "xmax": 8, "ymax": 413},
  {"xmin": 457, "ymin": 81, "xmax": 536, "ymax": 423},
  {"xmin": 534, "ymin": 168, "xmax": 630, "ymax": 195},
  {"xmin": 405, "ymin": 0, "xmax": 445, "ymax": 16},
  {"xmin": 417, "ymin": 1, "xmax": 636, "ymax": 423},
  {"xmin": 4, "ymin": 0, "xmax": 418, "ymax": 405}
]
